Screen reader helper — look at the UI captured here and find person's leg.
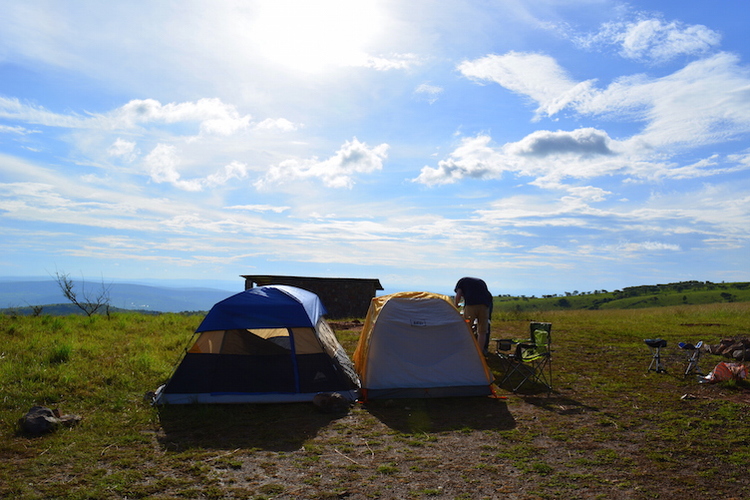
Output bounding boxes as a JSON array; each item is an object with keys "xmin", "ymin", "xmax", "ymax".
[
  {"xmin": 464, "ymin": 304, "xmax": 489, "ymax": 353},
  {"xmin": 463, "ymin": 305, "xmax": 479, "ymax": 334},
  {"xmin": 475, "ymin": 305, "xmax": 489, "ymax": 354}
]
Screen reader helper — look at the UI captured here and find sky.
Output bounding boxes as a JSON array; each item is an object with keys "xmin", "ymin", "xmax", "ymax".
[{"xmin": 1, "ymin": 0, "xmax": 750, "ymax": 297}]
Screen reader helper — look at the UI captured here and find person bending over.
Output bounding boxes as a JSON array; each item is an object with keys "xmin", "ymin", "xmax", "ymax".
[{"xmin": 454, "ymin": 277, "xmax": 493, "ymax": 355}]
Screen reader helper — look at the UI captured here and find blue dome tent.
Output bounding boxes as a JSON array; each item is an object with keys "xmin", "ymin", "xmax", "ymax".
[{"xmin": 154, "ymin": 285, "xmax": 360, "ymax": 404}]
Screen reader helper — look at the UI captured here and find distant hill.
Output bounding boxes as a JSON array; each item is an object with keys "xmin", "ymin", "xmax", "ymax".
[
  {"xmin": 0, "ymin": 279, "xmax": 240, "ymax": 314},
  {"xmin": 493, "ymin": 280, "xmax": 750, "ymax": 313},
  {"xmin": 5, "ymin": 279, "xmax": 749, "ymax": 317}
]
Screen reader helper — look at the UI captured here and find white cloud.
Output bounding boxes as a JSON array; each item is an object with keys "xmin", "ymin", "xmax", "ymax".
[
  {"xmin": 144, "ymin": 144, "xmax": 199, "ymax": 191},
  {"xmin": 636, "ymin": 53, "xmax": 750, "ymax": 147},
  {"xmin": 0, "ymin": 124, "xmax": 38, "ymax": 135},
  {"xmin": 255, "ymin": 137, "xmax": 389, "ymax": 189},
  {"xmin": 413, "ymin": 135, "xmax": 507, "ymax": 186},
  {"xmin": 458, "ymin": 50, "xmax": 750, "ymax": 157},
  {"xmin": 143, "ymin": 144, "xmax": 249, "ymax": 192},
  {"xmin": 107, "ymin": 138, "xmax": 138, "ymax": 161},
  {"xmin": 227, "ymin": 204, "xmax": 290, "ymax": 213},
  {"xmin": 414, "ymin": 124, "xmax": 750, "ymax": 189},
  {"xmin": 360, "ymin": 53, "xmax": 422, "ymax": 71},
  {"xmin": 582, "ymin": 17, "xmax": 721, "ymax": 64},
  {"xmin": 0, "ymin": 96, "xmax": 259, "ymax": 137},
  {"xmin": 414, "ymin": 129, "xmax": 623, "ymax": 187},
  {"xmin": 254, "ymin": 118, "xmax": 299, "ymax": 131},
  {"xmin": 205, "ymin": 161, "xmax": 249, "ymax": 187},
  {"xmin": 507, "ymin": 128, "xmax": 615, "ymax": 157},
  {"xmin": 415, "ymin": 83, "xmax": 444, "ymax": 104},
  {"xmin": 563, "ymin": 186, "xmax": 611, "ymax": 204},
  {"xmin": 461, "ymin": 51, "xmax": 750, "ymax": 144},
  {"xmin": 0, "ymin": 96, "xmax": 86, "ymax": 128},
  {"xmin": 458, "ymin": 52, "xmax": 598, "ymax": 119},
  {"xmin": 615, "ymin": 241, "xmax": 681, "ymax": 252},
  {"xmin": 112, "ymin": 98, "xmax": 252, "ymax": 135}
]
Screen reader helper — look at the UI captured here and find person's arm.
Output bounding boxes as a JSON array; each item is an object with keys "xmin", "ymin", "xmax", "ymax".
[{"xmin": 454, "ymin": 288, "xmax": 464, "ymax": 307}]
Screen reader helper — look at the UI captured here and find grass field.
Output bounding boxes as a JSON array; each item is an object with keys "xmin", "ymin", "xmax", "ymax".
[
  {"xmin": 493, "ymin": 280, "xmax": 750, "ymax": 313},
  {"xmin": 1, "ymin": 303, "xmax": 749, "ymax": 499}
]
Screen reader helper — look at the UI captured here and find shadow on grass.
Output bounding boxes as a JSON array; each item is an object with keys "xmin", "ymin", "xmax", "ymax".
[
  {"xmin": 486, "ymin": 354, "xmax": 553, "ymax": 396},
  {"xmin": 157, "ymin": 403, "xmax": 343, "ymax": 452},
  {"xmin": 520, "ymin": 395, "xmax": 600, "ymax": 415},
  {"xmin": 364, "ymin": 396, "xmax": 515, "ymax": 434}
]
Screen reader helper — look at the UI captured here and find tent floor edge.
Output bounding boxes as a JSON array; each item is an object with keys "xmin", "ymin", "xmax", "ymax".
[
  {"xmin": 154, "ymin": 389, "xmax": 359, "ymax": 405},
  {"xmin": 361, "ymin": 385, "xmax": 492, "ymax": 400}
]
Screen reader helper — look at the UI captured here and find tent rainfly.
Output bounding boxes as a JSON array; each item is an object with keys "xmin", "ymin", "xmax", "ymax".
[
  {"xmin": 154, "ymin": 285, "xmax": 360, "ymax": 404},
  {"xmin": 353, "ymin": 291, "xmax": 495, "ymax": 399}
]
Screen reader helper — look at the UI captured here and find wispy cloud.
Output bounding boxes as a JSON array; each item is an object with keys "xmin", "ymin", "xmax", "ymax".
[
  {"xmin": 458, "ymin": 52, "xmax": 597, "ymax": 119},
  {"xmin": 227, "ymin": 204, "xmax": 291, "ymax": 214},
  {"xmin": 0, "ymin": 97, "xmax": 87, "ymax": 128},
  {"xmin": 414, "ymin": 83, "xmax": 444, "ymax": 104},
  {"xmin": 0, "ymin": 124, "xmax": 39, "ymax": 135},
  {"xmin": 0, "ymin": 97, "xmax": 296, "ymax": 137}
]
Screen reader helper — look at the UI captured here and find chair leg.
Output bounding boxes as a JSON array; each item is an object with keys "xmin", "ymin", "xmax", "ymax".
[
  {"xmin": 680, "ymin": 341, "xmax": 704, "ymax": 377},
  {"xmin": 647, "ymin": 347, "xmax": 666, "ymax": 373},
  {"xmin": 502, "ymin": 356, "xmax": 551, "ymax": 393},
  {"xmin": 685, "ymin": 349, "xmax": 703, "ymax": 376},
  {"xmin": 645, "ymin": 339, "xmax": 667, "ymax": 373}
]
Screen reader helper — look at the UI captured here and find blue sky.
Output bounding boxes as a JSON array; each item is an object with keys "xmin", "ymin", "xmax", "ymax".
[{"xmin": 1, "ymin": 0, "xmax": 749, "ymax": 297}]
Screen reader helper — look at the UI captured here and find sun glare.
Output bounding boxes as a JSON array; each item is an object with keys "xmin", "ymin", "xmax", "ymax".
[{"xmin": 249, "ymin": 0, "xmax": 383, "ymax": 73}]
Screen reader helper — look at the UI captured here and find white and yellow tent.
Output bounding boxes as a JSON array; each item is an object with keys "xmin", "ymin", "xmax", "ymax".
[{"xmin": 353, "ymin": 291, "xmax": 494, "ymax": 399}]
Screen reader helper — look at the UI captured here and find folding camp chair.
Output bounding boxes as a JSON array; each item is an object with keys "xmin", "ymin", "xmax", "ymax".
[
  {"xmin": 678, "ymin": 341, "xmax": 703, "ymax": 377},
  {"xmin": 644, "ymin": 338, "xmax": 667, "ymax": 373},
  {"xmin": 495, "ymin": 322, "xmax": 552, "ymax": 393}
]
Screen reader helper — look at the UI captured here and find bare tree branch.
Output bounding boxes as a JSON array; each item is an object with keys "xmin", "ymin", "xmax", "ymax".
[{"xmin": 53, "ymin": 271, "xmax": 112, "ymax": 317}]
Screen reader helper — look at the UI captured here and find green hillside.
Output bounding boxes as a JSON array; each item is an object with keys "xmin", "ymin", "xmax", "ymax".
[{"xmin": 493, "ymin": 280, "xmax": 750, "ymax": 313}]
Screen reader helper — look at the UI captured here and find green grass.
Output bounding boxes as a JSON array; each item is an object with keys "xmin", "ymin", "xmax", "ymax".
[
  {"xmin": 1, "ymin": 303, "xmax": 750, "ymax": 499},
  {"xmin": 493, "ymin": 280, "xmax": 750, "ymax": 312}
]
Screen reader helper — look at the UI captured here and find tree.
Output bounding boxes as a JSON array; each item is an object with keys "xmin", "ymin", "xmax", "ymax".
[
  {"xmin": 557, "ymin": 298, "xmax": 571, "ymax": 308},
  {"xmin": 54, "ymin": 271, "xmax": 112, "ymax": 317}
]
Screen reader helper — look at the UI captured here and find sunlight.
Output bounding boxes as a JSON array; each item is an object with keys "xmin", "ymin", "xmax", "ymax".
[{"xmin": 248, "ymin": 0, "xmax": 383, "ymax": 73}]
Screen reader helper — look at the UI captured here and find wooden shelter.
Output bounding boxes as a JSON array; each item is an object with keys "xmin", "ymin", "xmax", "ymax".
[{"xmin": 241, "ymin": 275, "xmax": 383, "ymax": 319}]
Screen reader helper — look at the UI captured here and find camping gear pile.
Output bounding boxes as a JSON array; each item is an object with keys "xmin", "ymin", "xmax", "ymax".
[
  {"xmin": 700, "ymin": 362, "xmax": 748, "ymax": 383},
  {"xmin": 640, "ymin": 336, "xmax": 748, "ymax": 383},
  {"xmin": 705, "ymin": 337, "xmax": 750, "ymax": 361}
]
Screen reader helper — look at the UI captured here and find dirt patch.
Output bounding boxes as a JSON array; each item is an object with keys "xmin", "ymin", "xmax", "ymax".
[
  {"xmin": 152, "ymin": 383, "xmax": 750, "ymax": 499},
  {"xmin": 328, "ymin": 320, "xmax": 364, "ymax": 332}
]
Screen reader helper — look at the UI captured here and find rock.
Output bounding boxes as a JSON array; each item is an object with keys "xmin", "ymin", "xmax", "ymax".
[
  {"xmin": 18, "ymin": 406, "xmax": 81, "ymax": 436},
  {"xmin": 312, "ymin": 392, "xmax": 351, "ymax": 414}
]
